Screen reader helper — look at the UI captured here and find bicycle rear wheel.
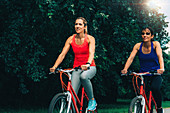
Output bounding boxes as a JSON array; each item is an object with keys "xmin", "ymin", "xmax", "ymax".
[
  {"xmin": 48, "ymin": 93, "xmax": 74, "ymax": 113},
  {"xmin": 129, "ymin": 97, "xmax": 144, "ymax": 113}
]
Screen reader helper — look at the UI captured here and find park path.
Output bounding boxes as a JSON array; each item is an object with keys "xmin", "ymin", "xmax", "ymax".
[
  {"xmin": 152, "ymin": 108, "xmax": 170, "ymax": 113},
  {"xmin": 163, "ymin": 108, "xmax": 170, "ymax": 113}
]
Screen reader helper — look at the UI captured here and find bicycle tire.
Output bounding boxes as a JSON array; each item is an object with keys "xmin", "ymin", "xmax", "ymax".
[
  {"xmin": 86, "ymin": 110, "xmax": 97, "ymax": 113},
  {"xmin": 128, "ymin": 97, "xmax": 144, "ymax": 113},
  {"xmin": 48, "ymin": 93, "xmax": 75, "ymax": 113}
]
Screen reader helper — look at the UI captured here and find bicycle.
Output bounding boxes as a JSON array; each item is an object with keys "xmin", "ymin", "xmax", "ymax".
[
  {"xmin": 48, "ymin": 67, "xmax": 97, "ymax": 113},
  {"xmin": 121, "ymin": 71, "xmax": 161, "ymax": 113}
]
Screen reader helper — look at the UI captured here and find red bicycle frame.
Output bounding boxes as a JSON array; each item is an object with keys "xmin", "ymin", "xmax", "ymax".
[
  {"xmin": 133, "ymin": 73, "xmax": 157, "ymax": 113},
  {"xmin": 58, "ymin": 69, "xmax": 95, "ymax": 113},
  {"xmin": 67, "ymin": 80, "xmax": 89, "ymax": 113}
]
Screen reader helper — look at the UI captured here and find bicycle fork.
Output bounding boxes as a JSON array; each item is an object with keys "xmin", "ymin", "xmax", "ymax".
[
  {"xmin": 64, "ymin": 92, "xmax": 72, "ymax": 113},
  {"xmin": 139, "ymin": 76, "xmax": 145, "ymax": 113},
  {"xmin": 135, "ymin": 96, "xmax": 145, "ymax": 113}
]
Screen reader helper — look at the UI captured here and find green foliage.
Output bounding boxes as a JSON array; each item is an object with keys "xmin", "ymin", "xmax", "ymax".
[
  {"xmin": 162, "ymin": 53, "xmax": 170, "ymax": 100},
  {"xmin": 0, "ymin": 0, "xmax": 169, "ymax": 106},
  {"xmin": 0, "ymin": 0, "xmax": 47, "ymax": 94}
]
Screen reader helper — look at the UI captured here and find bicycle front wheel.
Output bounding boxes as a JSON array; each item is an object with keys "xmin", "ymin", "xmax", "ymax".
[
  {"xmin": 129, "ymin": 96, "xmax": 144, "ymax": 113},
  {"xmin": 48, "ymin": 93, "xmax": 74, "ymax": 113}
]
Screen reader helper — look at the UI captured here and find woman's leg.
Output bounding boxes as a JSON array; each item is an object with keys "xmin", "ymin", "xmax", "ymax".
[
  {"xmin": 80, "ymin": 66, "xmax": 97, "ymax": 110},
  {"xmin": 71, "ymin": 70, "xmax": 82, "ymax": 95},
  {"xmin": 151, "ymin": 76, "xmax": 163, "ymax": 108},
  {"xmin": 80, "ymin": 66, "xmax": 96, "ymax": 99}
]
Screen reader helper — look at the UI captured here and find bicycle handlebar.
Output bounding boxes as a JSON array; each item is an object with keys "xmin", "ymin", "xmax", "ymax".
[
  {"xmin": 49, "ymin": 68, "xmax": 75, "ymax": 75},
  {"xmin": 49, "ymin": 66, "xmax": 85, "ymax": 75},
  {"xmin": 121, "ymin": 71, "xmax": 161, "ymax": 76}
]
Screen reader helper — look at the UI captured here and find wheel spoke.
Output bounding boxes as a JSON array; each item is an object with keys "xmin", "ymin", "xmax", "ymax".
[
  {"xmin": 129, "ymin": 97, "xmax": 144, "ymax": 113},
  {"xmin": 49, "ymin": 93, "xmax": 74, "ymax": 113}
]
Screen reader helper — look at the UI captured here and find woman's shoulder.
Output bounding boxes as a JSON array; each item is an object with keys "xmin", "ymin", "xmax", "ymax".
[
  {"xmin": 152, "ymin": 41, "xmax": 161, "ymax": 48},
  {"xmin": 87, "ymin": 34, "xmax": 95, "ymax": 44},
  {"xmin": 136, "ymin": 42, "xmax": 142, "ymax": 46},
  {"xmin": 152, "ymin": 41, "xmax": 160, "ymax": 45},
  {"xmin": 134, "ymin": 42, "xmax": 142, "ymax": 50},
  {"xmin": 67, "ymin": 34, "xmax": 75, "ymax": 44},
  {"xmin": 86, "ymin": 34, "xmax": 95, "ymax": 42},
  {"xmin": 135, "ymin": 42, "xmax": 142, "ymax": 47},
  {"xmin": 87, "ymin": 34, "xmax": 94, "ymax": 39}
]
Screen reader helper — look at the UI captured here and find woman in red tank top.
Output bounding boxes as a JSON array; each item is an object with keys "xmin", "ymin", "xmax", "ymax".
[{"xmin": 50, "ymin": 17, "xmax": 97, "ymax": 111}]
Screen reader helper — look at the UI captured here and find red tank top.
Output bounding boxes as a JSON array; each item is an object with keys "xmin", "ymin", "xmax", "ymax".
[{"xmin": 71, "ymin": 34, "xmax": 96, "ymax": 68}]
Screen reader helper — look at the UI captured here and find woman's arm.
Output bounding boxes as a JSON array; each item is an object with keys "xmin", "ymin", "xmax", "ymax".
[
  {"xmin": 50, "ymin": 36, "xmax": 72, "ymax": 72},
  {"xmin": 81, "ymin": 35, "xmax": 95, "ymax": 70},
  {"xmin": 121, "ymin": 43, "xmax": 140, "ymax": 74},
  {"xmin": 88, "ymin": 35, "xmax": 95, "ymax": 64},
  {"xmin": 154, "ymin": 41, "xmax": 165, "ymax": 74}
]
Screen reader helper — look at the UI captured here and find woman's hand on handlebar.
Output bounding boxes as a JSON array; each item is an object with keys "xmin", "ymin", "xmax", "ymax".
[
  {"xmin": 50, "ymin": 67, "xmax": 56, "ymax": 73},
  {"xmin": 81, "ymin": 64, "xmax": 90, "ymax": 70},
  {"xmin": 157, "ymin": 69, "xmax": 164, "ymax": 74},
  {"xmin": 121, "ymin": 69, "xmax": 128, "ymax": 74}
]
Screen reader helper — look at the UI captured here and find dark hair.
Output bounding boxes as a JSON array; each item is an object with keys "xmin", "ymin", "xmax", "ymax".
[
  {"xmin": 142, "ymin": 26, "xmax": 154, "ymax": 36},
  {"xmin": 141, "ymin": 26, "xmax": 154, "ymax": 41}
]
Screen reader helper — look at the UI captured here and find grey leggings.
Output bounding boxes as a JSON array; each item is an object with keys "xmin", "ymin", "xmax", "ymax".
[{"xmin": 71, "ymin": 66, "xmax": 96, "ymax": 99}]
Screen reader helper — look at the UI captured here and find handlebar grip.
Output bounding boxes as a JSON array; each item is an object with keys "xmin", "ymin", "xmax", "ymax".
[
  {"xmin": 55, "ymin": 68, "xmax": 60, "ymax": 73},
  {"xmin": 49, "ymin": 68, "xmax": 61, "ymax": 75},
  {"xmin": 121, "ymin": 74, "xmax": 127, "ymax": 76},
  {"xmin": 150, "ymin": 70, "xmax": 157, "ymax": 73},
  {"xmin": 152, "ymin": 73, "xmax": 161, "ymax": 76},
  {"xmin": 150, "ymin": 70, "xmax": 161, "ymax": 75},
  {"xmin": 49, "ymin": 72, "xmax": 55, "ymax": 75}
]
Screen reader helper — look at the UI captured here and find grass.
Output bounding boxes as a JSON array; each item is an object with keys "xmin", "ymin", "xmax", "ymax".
[
  {"xmin": 162, "ymin": 101, "xmax": 170, "ymax": 108},
  {"xmin": 0, "ymin": 100, "xmax": 169, "ymax": 113},
  {"xmin": 0, "ymin": 108, "xmax": 48, "ymax": 113},
  {"xmin": 97, "ymin": 99, "xmax": 130, "ymax": 113},
  {"xmin": 97, "ymin": 100, "xmax": 170, "ymax": 113},
  {"xmin": 97, "ymin": 107, "xmax": 128, "ymax": 113}
]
